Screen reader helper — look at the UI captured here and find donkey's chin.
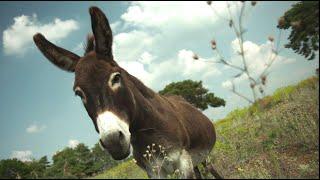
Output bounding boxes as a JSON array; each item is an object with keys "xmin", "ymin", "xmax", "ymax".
[
  {"xmin": 111, "ymin": 147, "xmax": 130, "ymax": 160},
  {"xmin": 100, "ymin": 139, "xmax": 131, "ymax": 160}
]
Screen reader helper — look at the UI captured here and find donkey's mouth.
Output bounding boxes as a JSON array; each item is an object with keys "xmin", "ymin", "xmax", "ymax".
[
  {"xmin": 99, "ymin": 139, "xmax": 107, "ymax": 149},
  {"xmin": 99, "ymin": 139, "xmax": 130, "ymax": 160}
]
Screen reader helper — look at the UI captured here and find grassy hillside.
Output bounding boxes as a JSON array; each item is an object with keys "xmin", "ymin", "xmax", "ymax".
[{"xmin": 93, "ymin": 76, "xmax": 319, "ymax": 179}]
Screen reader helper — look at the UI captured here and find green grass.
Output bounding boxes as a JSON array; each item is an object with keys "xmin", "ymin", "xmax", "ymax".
[
  {"xmin": 93, "ymin": 76, "xmax": 319, "ymax": 179},
  {"xmin": 92, "ymin": 160, "xmax": 148, "ymax": 179}
]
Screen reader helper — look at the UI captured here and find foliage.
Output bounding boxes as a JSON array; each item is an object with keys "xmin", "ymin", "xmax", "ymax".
[
  {"xmin": 277, "ymin": 1, "xmax": 319, "ymax": 60},
  {"xmin": 0, "ymin": 143, "xmax": 121, "ymax": 179},
  {"xmin": 28, "ymin": 156, "xmax": 49, "ymax": 178},
  {"xmin": 0, "ymin": 159, "xmax": 30, "ymax": 179},
  {"xmin": 159, "ymin": 79, "xmax": 225, "ymax": 110}
]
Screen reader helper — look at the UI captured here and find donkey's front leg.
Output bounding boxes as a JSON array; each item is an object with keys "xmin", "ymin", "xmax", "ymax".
[{"xmin": 179, "ymin": 149, "xmax": 196, "ymax": 179}]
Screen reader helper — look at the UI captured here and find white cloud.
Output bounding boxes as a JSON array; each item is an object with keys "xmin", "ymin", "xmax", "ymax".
[
  {"xmin": 3, "ymin": 13, "xmax": 79, "ymax": 56},
  {"xmin": 110, "ymin": 21, "xmax": 122, "ymax": 33},
  {"xmin": 221, "ymin": 39, "xmax": 295, "ymax": 89},
  {"xmin": 11, "ymin": 150, "xmax": 33, "ymax": 162},
  {"xmin": 113, "ymin": 2, "xmax": 237, "ymax": 62},
  {"xmin": 68, "ymin": 139, "xmax": 79, "ymax": 149},
  {"xmin": 138, "ymin": 51, "xmax": 155, "ymax": 65},
  {"xmin": 109, "ymin": 2, "xmax": 238, "ymax": 91},
  {"xmin": 121, "ymin": 1, "xmax": 229, "ymax": 28},
  {"xmin": 222, "ymin": 80, "xmax": 232, "ymax": 89},
  {"xmin": 26, "ymin": 123, "xmax": 46, "ymax": 133},
  {"xmin": 177, "ymin": 49, "xmax": 221, "ymax": 78},
  {"xmin": 113, "ymin": 30, "xmax": 154, "ymax": 62},
  {"xmin": 119, "ymin": 61, "xmax": 152, "ymax": 86},
  {"xmin": 141, "ymin": 49, "xmax": 221, "ymax": 90},
  {"xmin": 109, "ymin": 1, "xmax": 244, "ymax": 93}
]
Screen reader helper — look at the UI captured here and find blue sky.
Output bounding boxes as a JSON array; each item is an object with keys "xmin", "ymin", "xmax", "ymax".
[{"xmin": 0, "ymin": 1, "xmax": 318, "ymax": 162}]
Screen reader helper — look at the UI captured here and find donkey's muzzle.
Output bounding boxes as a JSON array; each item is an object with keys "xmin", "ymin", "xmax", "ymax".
[{"xmin": 100, "ymin": 130, "xmax": 130, "ymax": 160}]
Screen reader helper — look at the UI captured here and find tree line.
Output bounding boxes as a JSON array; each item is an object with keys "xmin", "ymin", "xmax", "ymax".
[{"xmin": 0, "ymin": 143, "xmax": 122, "ymax": 179}]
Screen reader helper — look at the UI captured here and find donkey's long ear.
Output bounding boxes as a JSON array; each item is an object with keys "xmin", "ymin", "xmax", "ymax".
[
  {"xmin": 33, "ymin": 33, "xmax": 80, "ymax": 72},
  {"xmin": 89, "ymin": 7, "xmax": 113, "ymax": 60}
]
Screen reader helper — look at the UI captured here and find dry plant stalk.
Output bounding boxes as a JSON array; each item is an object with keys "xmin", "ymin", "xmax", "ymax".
[
  {"xmin": 133, "ymin": 143, "xmax": 169, "ymax": 178},
  {"xmin": 196, "ymin": 1, "xmax": 284, "ymax": 104}
]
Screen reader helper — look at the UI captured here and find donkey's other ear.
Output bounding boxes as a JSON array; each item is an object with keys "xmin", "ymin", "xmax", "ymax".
[
  {"xmin": 33, "ymin": 33, "xmax": 80, "ymax": 72},
  {"xmin": 89, "ymin": 6, "xmax": 113, "ymax": 60}
]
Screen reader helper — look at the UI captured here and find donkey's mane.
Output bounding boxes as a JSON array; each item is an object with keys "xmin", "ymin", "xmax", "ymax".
[{"xmin": 84, "ymin": 34, "xmax": 95, "ymax": 55}]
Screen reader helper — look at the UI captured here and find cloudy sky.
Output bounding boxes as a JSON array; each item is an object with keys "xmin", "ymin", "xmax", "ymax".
[{"xmin": 0, "ymin": 1, "xmax": 318, "ymax": 162}]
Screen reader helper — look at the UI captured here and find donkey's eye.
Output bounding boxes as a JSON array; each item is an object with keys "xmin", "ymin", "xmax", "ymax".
[
  {"xmin": 108, "ymin": 72, "xmax": 121, "ymax": 91},
  {"xmin": 112, "ymin": 74, "xmax": 121, "ymax": 85},
  {"xmin": 74, "ymin": 87, "xmax": 87, "ymax": 103},
  {"xmin": 75, "ymin": 90, "xmax": 84, "ymax": 98}
]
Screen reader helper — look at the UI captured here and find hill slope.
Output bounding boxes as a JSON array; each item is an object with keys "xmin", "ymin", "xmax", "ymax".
[{"xmin": 93, "ymin": 76, "xmax": 319, "ymax": 179}]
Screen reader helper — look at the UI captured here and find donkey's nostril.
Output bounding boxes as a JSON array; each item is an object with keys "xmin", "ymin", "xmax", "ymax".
[{"xmin": 119, "ymin": 131, "xmax": 124, "ymax": 140}]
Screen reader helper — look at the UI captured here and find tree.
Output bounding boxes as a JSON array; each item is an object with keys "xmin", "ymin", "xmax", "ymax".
[
  {"xmin": 159, "ymin": 80, "xmax": 225, "ymax": 110},
  {"xmin": 47, "ymin": 143, "xmax": 95, "ymax": 178},
  {"xmin": 28, "ymin": 156, "xmax": 49, "ymax": 178},
  {"xmin": 277, "ymin": 1, "xmax": 319, "ymax": 60},
  {"xmin": 0, "ymin": 143, "xmax": 124, "ymax": 179},
  {"xmin": 46, "ymin": 147, "xmax": 77, "ymax": 178},
  {"xmin": 0, "ymin": 159, "xmax": 30, "ymax": 179},
  {"xmin": 73, "ymin": 143, "xmax": 95, "ymax": 177}
]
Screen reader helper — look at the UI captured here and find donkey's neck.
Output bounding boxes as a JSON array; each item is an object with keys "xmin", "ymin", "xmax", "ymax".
[{"xmin": 126, "ymin": 72, "xmax": 165, "ymax": 132}]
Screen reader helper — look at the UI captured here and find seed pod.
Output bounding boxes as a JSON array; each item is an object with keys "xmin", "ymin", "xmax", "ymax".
[
  {"xmin": 268, "ymin": 36, "xmax": 274, "ymax": 42},
  {"xmin": 211, "ymin": 40, "xmax": 217, "ymax": 49},
  {"xmin": 192, "ymin": 53, "xmax": 199, "ymax": 60},
  {"xmin": 259, "ymin": 86, "xmax": 264, "ymax": 94},
  {"xmin": 261, "ymin": 75, "xmax": 267, "ymax": 85},
  {"xmin": 229, "ymin": 19, "xmax": 233, "ymax": 27},
  {"xmin": 278, "ymin": 17, "xmax": 285, "ymax": 28}
]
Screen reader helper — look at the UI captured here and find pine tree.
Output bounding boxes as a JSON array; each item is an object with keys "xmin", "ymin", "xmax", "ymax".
[
  {"xmin": 278, "ymin": 1, "xmax": 319, "ymax": 60},
  {"xmin": 159, "ymin": 80, "xmax": 225, "ymax": 110}
]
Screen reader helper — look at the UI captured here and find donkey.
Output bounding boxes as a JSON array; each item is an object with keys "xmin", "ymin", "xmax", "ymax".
[{"xmin": 33, "ymin": 6, "xmax": 222, "ymax": 179}]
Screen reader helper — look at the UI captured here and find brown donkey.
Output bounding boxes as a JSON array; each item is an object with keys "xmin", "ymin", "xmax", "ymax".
[{"xmin": 33, "ymin": 6, "xmax": 222, "ymax": 179}]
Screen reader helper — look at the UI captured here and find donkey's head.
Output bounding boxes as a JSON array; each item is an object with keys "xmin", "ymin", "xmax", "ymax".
[{"xmin": 33, "ymin": 7, "xmax": 135, "ymax": 160}]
